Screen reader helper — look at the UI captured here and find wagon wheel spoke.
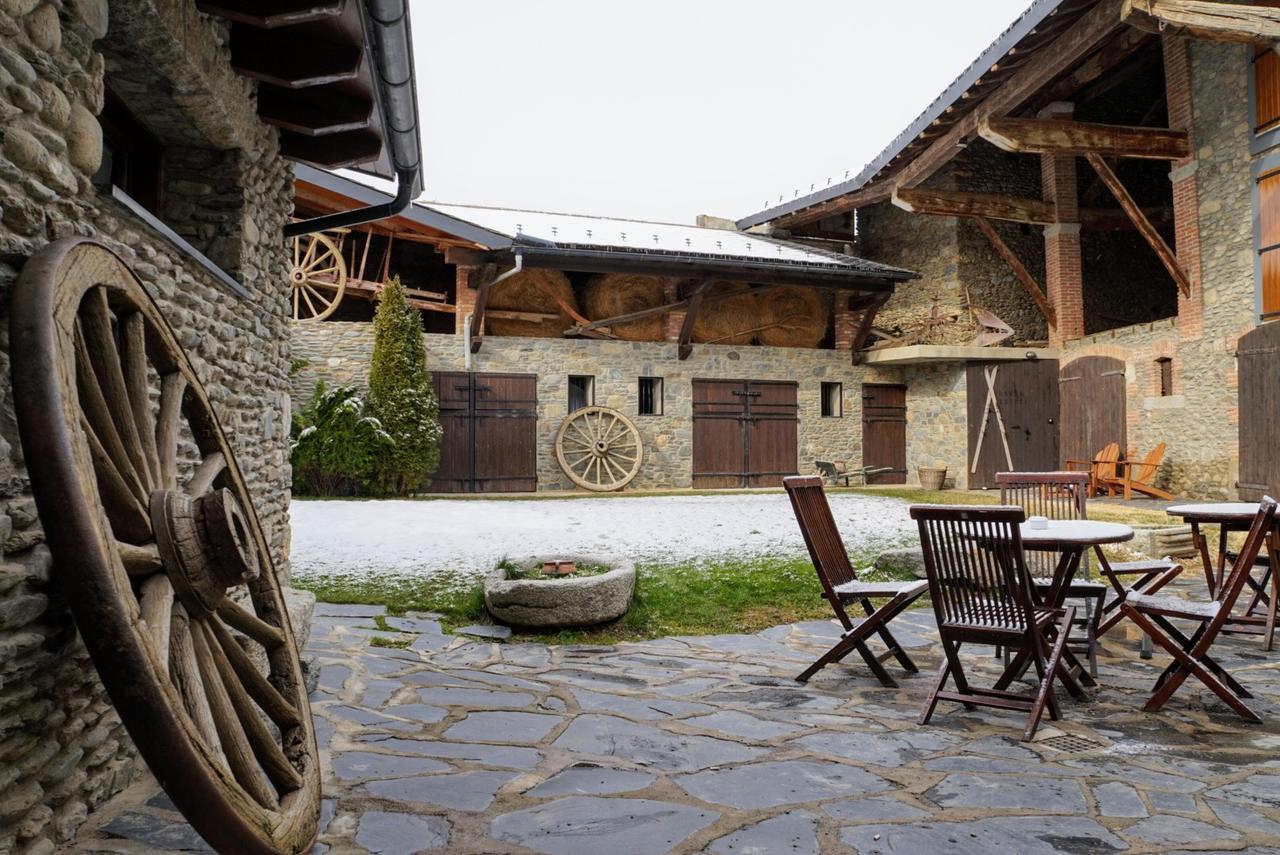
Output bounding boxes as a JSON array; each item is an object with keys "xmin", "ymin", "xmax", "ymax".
[
  {"xmin": 187, "ymin": 452, "xmax": 227, "ymax": 496},
  {"xmin": 121, "ymin": 311, "xmax": 162, "ymax": 485},
  {"xmin": 157, "ymin": 373, "xmax": 187, "ymax": 490},
  {"xmin": 555, "ymin": 406, "xmax": 643, "ymax": 492},
  {"xmin": 291, "ymin": 233, "xmax": 348, "ymax": 322},
  {"xmin": 170, "ymin": 605, "xmax": 228, "ymax": 772}
]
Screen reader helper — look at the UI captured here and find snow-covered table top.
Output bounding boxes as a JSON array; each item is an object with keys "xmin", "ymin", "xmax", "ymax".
[{"xmin": 1167, "ymin": 503, "xmax": 1261, "ymax": 523}]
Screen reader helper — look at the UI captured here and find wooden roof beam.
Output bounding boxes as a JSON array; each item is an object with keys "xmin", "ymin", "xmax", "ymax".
[
  {"xmin": 892, "ymin": 186, "xmax": 1057, "ymax": 225},
  {"xmin": 280, "ymin": 129, "xmax": 383, "ymax": 168},
  {"xmin": 972, "ymin": 217, "xmax": 1058, "ymax": 329},
  {"xmin": 678, "ymin": 280, "xmax": 713, "ymax": 360},
  {"xmin": 850, "ymin": 294, "xmax": 890, "ymax": 365},
  {"xmin": 1085, "ymin": 152, "xmax": 1191, "ymax": 296},
  {"xmin": 468, "ymin": 264, "xmax": 499, "ymax": 354},
  {"xmin": 257, "ymin": 86, "xmax": 373, "ymax": 137},
  {"xmin": 230, "ymin": 27, "xmax": 362, "ymax": 89},
  {"xmin": 979, "ymin": 116, "xmax": 1190, "ymax": 160},
  {"xmin": 197, "ymin": 0, "xmax": 344, "ymax": 28},
  {"xmin": 1122, "ymin": 0, "xmax": 1280, "ymax": 43}
]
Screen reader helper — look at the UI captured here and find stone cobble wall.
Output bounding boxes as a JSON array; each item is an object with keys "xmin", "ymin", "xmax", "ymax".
[
  {"xmin": 0, "ymin": 1, "xmax": 293, "ymax": 850},
  {"xmin": 292, "ymin": 323, "xmax": 880, "ymax": 491},
  {"xmin": 1060, "ymin": 39, "xmax": 1254, "ymax": 499}
]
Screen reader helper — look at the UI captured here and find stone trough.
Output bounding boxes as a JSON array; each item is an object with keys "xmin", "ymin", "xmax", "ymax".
[{"xmin": 484, "ymin": 554, "xmax": 636, "ymax": 628}]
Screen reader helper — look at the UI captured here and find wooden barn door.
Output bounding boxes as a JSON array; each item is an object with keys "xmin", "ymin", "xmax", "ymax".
[
  {"xmin": 427, "ymin": 372, "xmax": 537, "ymax": 493},
  {"xmin": 1238, "ymin": 322, "xmax": 1280, "ymax": 500},
  {"xmin": 692, "ymin": 379, "xmax": 798, "ymax": 488},
  {"xmin": 1058, "ymin": 356, "xmax": 1126, "ymax": 469},
  {"xmin": 966, "ymin": 361, "xmax": 1060, "ymax": 489},
  {"xmin": 861, "ymin": 384, "xmax": 907, "ymax": 485}
]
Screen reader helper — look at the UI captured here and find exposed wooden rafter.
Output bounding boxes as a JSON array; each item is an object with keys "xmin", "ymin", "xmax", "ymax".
[
  {"xmin": 678, "ymin": 280, "xmax": 713, "ymax": 360},
  {"xmin": 468, "ymin": 264, "xmax": 499, "ymax": 354},
  {"xmin": 1035, "ymin": 26, "xmax": 1155, "ymax": 108},
  {"xmin": 195, "ymin": 0, "xmax": 344, "ymax": 28},
  {"xmin": 979, "ymin": 116, "xmax": 1190, "ymax": 160},
  {"xmin": 972, "ymin": 217, "xmax": 1058, "ymax": 329},
  {"xmin": 229, "ymin": 27, "xmax": 362, "ymax": 89},
  {"xmin": 257, "ymin": 86, "xmax": 373, "ymax": 137},
  {"xmin": 892, "ymin": 187, "xmax": 1057, "ymax": 225},
  {"xmin": 851, "ymin": 294, "xmax": 891, "ymax": 365},
  {"xmin": 1121, "ymin": 0, "xmax": 1280, "ymax": 43},
  {"xmin": 1085, "ymin": 153, "xmax": 1191, "ymax": 296}
]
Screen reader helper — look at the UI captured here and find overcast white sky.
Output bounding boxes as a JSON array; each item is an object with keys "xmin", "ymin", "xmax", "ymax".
[{"xmin": 411, "ymin": 0, "xmax": 1031, "ymax": 224}]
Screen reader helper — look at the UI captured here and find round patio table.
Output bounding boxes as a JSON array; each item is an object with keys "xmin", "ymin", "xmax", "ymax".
[
  {"xmin": 1166, "ymin": 502, "xmax": 1276, "ymax": 649},
  {"xmin": 996, "ymin": 520, "xmax": 1133, "ymax": 696}
]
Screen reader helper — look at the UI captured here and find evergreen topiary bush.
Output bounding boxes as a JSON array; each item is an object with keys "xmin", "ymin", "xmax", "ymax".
[
  {"xmin": 291, "ymin": 381, "xmax": 392, "ymax": 496},
  {"xmin": 368, "ymin": 275, "xmax": 442, "ymax": 494}
]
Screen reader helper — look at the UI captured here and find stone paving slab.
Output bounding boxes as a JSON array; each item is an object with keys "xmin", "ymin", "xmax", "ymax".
[{"xmin": 75, "ymin": 593, "xmax": 1280, "ymax": 854}]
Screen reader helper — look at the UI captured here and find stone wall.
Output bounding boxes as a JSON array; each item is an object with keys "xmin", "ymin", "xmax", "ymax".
[{"xmin": 0, "ymin": 1, "xmax": 294, "ymax": 850}]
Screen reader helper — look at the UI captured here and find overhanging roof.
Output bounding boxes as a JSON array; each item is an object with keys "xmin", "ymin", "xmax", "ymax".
[{"xmin": 737, "ymin": 0, "xmax": 1091, "ymax": 229}]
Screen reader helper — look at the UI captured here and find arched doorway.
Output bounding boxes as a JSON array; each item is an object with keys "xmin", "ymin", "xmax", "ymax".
[
  {"xmin": 1058, "ymin": 356, "xmax": 1126, "ymax": 468},
  {"xmin": 1238, "ymin": 322, "xmax": 1280, "ymax": 500}
]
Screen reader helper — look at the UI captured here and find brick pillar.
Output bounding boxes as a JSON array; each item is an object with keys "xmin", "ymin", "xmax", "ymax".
[
  {"xmin": 1041, "ymin": 102, "xmax": 1084, "ymax": 346},
  {"xmin": 1164, "ymin": 34, "xmax": 1204, "ymax": 340},
  {"xmin": 663, "ymin": 281, "xmax": 684, "ymax": 342},
  {"xmin": 454, "ymin": 265, "xmax": 475, "ymax": 335},
  {"xmin": 833, "ymin": 293, "xmax": 857, "ymax": 351}
]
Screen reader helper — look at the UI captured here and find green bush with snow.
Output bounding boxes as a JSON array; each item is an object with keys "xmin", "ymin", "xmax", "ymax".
[{"xmin": 291, "ymin": 382, "xmax": 392, "ymax": 496}]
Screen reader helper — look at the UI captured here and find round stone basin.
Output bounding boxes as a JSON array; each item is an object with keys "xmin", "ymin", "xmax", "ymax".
[{"xmin": 483, "ymin": 555, "xmax": 636, "ymax": 629}]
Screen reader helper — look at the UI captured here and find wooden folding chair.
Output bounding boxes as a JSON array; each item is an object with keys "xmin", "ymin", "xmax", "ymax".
[
  {"xmin": 912, "ymin": 504, "xmax": 1076, "ymax": 741},
  {"xmin": 1121, "ymin": 497, "xmax": 1279, "ymax": 722},
  {"xmin": 1098, "ymin": 442, "xmax": 1173, "ymax": 501},
  {"xmin": 1066, "ymin": 442, "xmax": 1120, "ymax": 498},
  {"xmin": 996, "ymin": 472, "xmax": 1107, "ymax": 675},
  {"xmin": 784, "ymin": 476, "xmax": 926, "ymax": 687}
]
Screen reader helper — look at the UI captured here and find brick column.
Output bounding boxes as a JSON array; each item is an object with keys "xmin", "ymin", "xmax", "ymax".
[
  {"xmin": 1041, "ymin": 102, "xmax": 1084, "ymax": 346},
  {"xmin": 663, "ymin": 281, "xmax": 684, "ymax": 342},
  {"xmin": 833, "ymin": 293, "xmax": 857, "ymax": 351},
  {"xmin": 1163, "ymin": 34, "xmax": 1204, "ymax": 340},
  {"xmin": 454, "ymin": 264, "xmax": 475, "ymax": 336}
]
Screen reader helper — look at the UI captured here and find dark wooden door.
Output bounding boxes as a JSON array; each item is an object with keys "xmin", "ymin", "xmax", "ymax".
[
  {"xmin": 966, "ymin": 360, "xmax": 1060, "ymax": 489},
  {"xmin": 427, "ymin": 372, "xmax": 537, "ymax": 493},
  {"xmin": 861, "ymin": 384, "xmax": 907, "ymax": 485},
  {"xmin": 692, "ymin": 379, "xmax": 798, "ymax": 488},
  {"xmin": 1058, "ymin": 356, "xmax": 1126, "ymax": 469},
  {"xmin": 1238, "ymin": 322, "xmax": 1280, "ymax": 500}
]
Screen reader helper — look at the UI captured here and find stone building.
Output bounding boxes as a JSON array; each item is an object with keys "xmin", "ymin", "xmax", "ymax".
[
  {"xmin": 738, "ymin": 0, "xmax": 1280, "ymax": 500},
  {"xmin": 0, "ymin": 1, "xmax": 419, "ymax": 850},
  {"xmin": 289, "ymin": 167, "xmax": 919, "ymax": 493}
]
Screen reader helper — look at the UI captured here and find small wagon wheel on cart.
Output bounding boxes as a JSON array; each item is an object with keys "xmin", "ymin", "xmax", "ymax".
[
  {"xmin": 555, "ymin": 406, "xmax": 643, "ymax": 491},
  {"xmin": 11, "ymin": 238, "xmax": 320, "ymax": 854},
  {"xmin": 289, "ymin": 231, "xmax": 347, "ymax": 322}
]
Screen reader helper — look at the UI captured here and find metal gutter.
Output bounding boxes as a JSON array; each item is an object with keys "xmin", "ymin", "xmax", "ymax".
[
  {"xmin": 285, "ymin": 0, "xmax": 424, "ymax": 237},
  {"xmin": 735, "ymin": 0, "xmax": 1069, "ymax": 229}
]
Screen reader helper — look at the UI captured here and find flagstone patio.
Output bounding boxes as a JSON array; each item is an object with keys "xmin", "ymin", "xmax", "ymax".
[{"xmin": 75, "ymin": 596, "xmax": 1280, "ymax": 854}]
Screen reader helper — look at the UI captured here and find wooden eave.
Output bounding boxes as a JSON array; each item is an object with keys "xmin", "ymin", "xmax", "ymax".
[{"xmin": 292, "ymin": 178, "xmax": 484, "ymax": 249}]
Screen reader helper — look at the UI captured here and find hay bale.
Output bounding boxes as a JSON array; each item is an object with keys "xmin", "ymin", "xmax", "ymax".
[
  {"xmin": 756, "ymin": 287, "xmax": 828, "ymax": 348},
  {"xmin": 692, "ymin": 281, "xmax": 758, "ymax": 344},
  {"xmin": 485, "ymin": 268, "xmax": 578, "ymax": 338},
  {"xmin": 582, "ymin": 274, "xmax": 668, "ymax": 342}
]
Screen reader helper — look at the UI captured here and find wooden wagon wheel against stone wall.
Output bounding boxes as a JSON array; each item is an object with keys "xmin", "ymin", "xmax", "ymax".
[
  {"xmin": 11, "ymin": 239, "xmax": 320, "ymax": 854},
  {"xmin": 289, "ymin": 231, "xmax": 347, "ymax": 322},
  {"xmin": 555, "ymin": 406, "xmax": 643, "ymax": 491}
]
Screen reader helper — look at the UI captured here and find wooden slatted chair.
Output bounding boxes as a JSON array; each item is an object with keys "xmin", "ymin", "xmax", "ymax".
[
  {"xmin": 1121, "ymin": 497, "xmax": 1279, "ymax": 722},
  {"xmin": 784, "ymin": 476, "xmax": 926, "ymax": 686},
  {"xmin": 912, "ymin": 504, "xmax": 1076, "ymax": 741},
  {"xmin": 1098, "ymin": 442, "xmax": 1173, "ymax": 501},
  {"xmin": 996, "ymin": 471, "xmax": 1107, "ymax": 675},
  {"xmin": 1066, "ymin": 442, "xmax": 1120, "ymax": 498}
]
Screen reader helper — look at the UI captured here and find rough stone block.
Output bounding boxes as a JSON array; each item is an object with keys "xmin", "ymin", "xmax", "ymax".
[
  {"xmin": 484, "ymin": 556, "xmax": 636, "ymax": 629},
  {"xmin": 874, "ymin": 547, "xmax": 928, "ymax": 579}
]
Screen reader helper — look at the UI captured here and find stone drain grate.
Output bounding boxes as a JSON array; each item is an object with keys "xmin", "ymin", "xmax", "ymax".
[{"xmin": 1038, "ymin": 734, "xmax": 1105, "ymax": 753}]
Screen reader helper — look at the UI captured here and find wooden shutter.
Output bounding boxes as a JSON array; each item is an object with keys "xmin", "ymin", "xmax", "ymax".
[
  {"xmin": 1261, "ymin": 165, "xmax": 1280, "ymax": 319},
  {"xmin": 1257, "ymin": 45, "xmax": 1280, "ymax": 136}
]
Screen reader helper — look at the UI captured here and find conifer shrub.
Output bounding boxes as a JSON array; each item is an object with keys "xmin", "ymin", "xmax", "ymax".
[
  {"xmin": 291, "ymin": 382, "xmax": 392, "ymax": 496},
  {"xmin": 367, "ymin": 275, "xmax": 442, "ymax": 494}
]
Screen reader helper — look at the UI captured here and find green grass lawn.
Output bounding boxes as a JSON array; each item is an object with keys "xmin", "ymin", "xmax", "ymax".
[{"xmin": 294, "ymin": 484, "xmax": 1177, "ymax": 647}]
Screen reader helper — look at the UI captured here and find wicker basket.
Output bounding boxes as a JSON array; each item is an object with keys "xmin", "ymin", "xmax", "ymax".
[{"xmin": 918, "ymin": 467, "xmax": 948, "ymax": 491}]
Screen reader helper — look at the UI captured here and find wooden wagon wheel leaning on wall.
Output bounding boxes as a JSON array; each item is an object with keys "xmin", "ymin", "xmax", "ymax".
[
  {"xmin": 555, "ymin": 406, "xmax": 643, "ymax": 491},
  {"xmin": 11, "ymin": 239, "xmax": 320, "ymax": 854},
  {"xmin": 289, "ymin": 230, "xmax": 347, "ymax": 322}
]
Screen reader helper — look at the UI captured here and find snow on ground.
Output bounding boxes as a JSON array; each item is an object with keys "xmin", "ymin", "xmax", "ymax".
[{"xmin": 290, "ymin": 492, "xmax": 916, "ymax": 586}]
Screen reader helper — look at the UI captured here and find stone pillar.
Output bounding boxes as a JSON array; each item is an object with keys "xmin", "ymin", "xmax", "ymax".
[
  {"xmin": 1041, "ymin": 102, "xmax": 1084, "ymax": 345},
  {"xmin": 454, "ymin": 265, "xmax": 475, "ymax": 336},
  {"xmin": 1163, "ymin": 34, "xmax": 1204, "ymax": 341},
  {"xmin": 663, "ymin": 281, "xmax": 684, "ymax": 342}
]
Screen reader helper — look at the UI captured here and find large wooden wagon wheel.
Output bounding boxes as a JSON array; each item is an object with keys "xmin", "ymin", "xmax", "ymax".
[
  {"xmin": 555, "ymin": 406, "xmax": 643, "ymax": 491},
  {"xmin": 11, "ymin": 239, "xmax": 320, "ymax": 854},
  {"xmin": 289, "ymin": 231, "xmax": 346, "ymax": 322}
]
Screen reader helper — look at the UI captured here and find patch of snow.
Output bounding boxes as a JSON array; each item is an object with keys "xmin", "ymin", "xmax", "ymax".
[{"xmin": 289, "ymin": 492, "xmax": 915, "ymax": 588}]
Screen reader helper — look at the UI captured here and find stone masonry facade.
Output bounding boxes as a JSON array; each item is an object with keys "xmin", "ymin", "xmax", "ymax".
[{"xmin": 0, "ymin": 1, "xmax": 295, "ymax": 850}]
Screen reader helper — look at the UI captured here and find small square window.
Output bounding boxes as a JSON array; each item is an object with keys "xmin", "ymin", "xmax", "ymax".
[
  {"xmin": 821, "ymin": 382, "xmax": 843, "ymax": 417},
  {"xmin": 568, "ymin": 375, "xmax": 594, "ymax": 412},
  {"xmin": 638, "ymin": 377, "xmax": 663, "ymax": 415},
  {"xmin": 1156, "ymin": 357, "xmax": 1173, "ymax": 397}
]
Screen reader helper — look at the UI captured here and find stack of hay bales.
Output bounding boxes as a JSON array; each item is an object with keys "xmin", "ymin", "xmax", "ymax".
[
  {"xmin": 692, "ymin": 281, "xmax": 758, "ymax": 344},
  {"xmin": 581, "ymin": 274, "xmax": 668, "ymax": 341},
  {"xmin": 486, "ymin": 269, "xmax": 578, "ymax": 337},
  {"xmin": 756, "ymin": 287, "xmax": 828, "ymax": 348}
]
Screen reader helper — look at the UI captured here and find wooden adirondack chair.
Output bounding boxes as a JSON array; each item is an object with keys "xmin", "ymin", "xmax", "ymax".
[
  {"xmin": 1066, "ymin": 442, "xmax": 1120, "ymax": 498},
  {"xmin": 1099, "ymin": 443, "xmax": 1172, "ymax": 501}
]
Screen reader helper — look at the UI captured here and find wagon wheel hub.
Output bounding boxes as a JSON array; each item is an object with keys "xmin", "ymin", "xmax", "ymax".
[{"xmin": 151, "ymin": 488, "xmax": 260, "ymax": 619}]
